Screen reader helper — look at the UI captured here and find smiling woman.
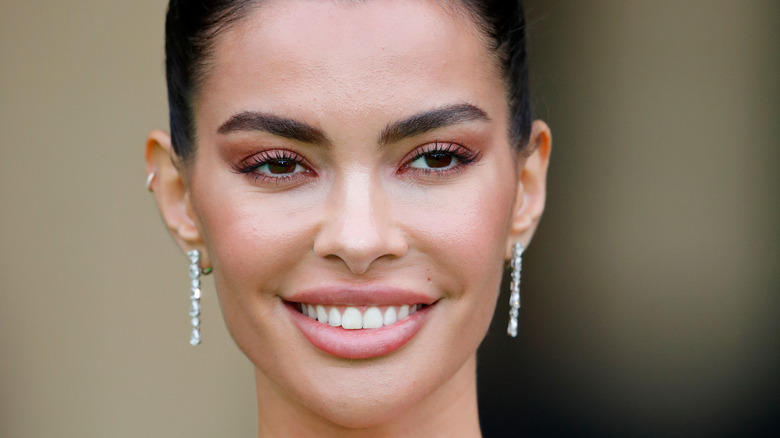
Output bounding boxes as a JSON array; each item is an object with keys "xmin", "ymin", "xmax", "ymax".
[{"xmin": 145, "ymin": 0, "xmax": 550, "ymax": 436}]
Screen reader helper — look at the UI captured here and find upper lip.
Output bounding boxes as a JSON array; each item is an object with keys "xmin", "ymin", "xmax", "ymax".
[{"xmin": 284, "ymin": 285, "xmax": 436, "ymax": 306}]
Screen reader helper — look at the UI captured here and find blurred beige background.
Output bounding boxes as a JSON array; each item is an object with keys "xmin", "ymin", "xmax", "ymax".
[{"xmin": 1, "ymin": 1, "xmax": 777, "ymax": 437}]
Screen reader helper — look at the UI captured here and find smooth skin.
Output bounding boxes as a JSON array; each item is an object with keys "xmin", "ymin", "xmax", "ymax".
[{"xmin": 147, "ymin": 1, "xmax": 550, "ymax": 437}]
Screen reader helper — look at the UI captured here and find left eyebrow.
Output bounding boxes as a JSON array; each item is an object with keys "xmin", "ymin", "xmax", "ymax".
[{"xmin": 378, "ymin": 103, "xmax": 491, "ymax": 146}]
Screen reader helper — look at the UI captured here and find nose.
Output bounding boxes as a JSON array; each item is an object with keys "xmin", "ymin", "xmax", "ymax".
[{"xmin": 313, "ymin": 171, "xmax": 407, "ymax": 275}]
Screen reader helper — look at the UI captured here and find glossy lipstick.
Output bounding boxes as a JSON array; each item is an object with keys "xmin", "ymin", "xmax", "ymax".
[{"xmin": 284, "ymin": 287, "xmax": 435, "ymax": 359}]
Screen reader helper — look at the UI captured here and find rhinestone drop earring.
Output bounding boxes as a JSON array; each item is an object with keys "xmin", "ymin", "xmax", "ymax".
[
  {"xmin": 507, "ymin": 242, "xmax": 524, "ymax": 337},
  {"xmin": 187, "ymin": 250, "xmax": 202, "ymax": 346}
]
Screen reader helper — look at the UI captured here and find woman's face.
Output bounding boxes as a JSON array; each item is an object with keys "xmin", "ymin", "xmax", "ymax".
[{"xmin": 182, "ymin": 0, "xmax": 530, "ymax": 428}]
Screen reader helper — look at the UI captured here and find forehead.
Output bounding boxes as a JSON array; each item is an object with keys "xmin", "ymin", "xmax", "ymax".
[{"xmin": 197, "ymin": 0, "xmax": 505, "ymax": 130}]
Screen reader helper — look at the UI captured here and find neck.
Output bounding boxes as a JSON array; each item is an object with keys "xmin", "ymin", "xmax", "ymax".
[{"xmin": 255, "ymin": 354, "xmax": 482, "ymax": 438}]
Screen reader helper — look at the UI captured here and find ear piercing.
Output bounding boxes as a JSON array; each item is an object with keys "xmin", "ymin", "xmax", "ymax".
[{"xmin": 146, "ymin": 172, "xmax": 155, "ymax": 192}]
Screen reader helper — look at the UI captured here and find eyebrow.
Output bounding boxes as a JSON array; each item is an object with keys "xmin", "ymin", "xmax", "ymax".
[
  {"xmin": 217, "ymin": 111, "xmax": 330, "ymax": 145},
  {"xmin": 216, "ymin": 102, "xmax": 490, "ymax": 147},
  {"xmin": 378, "ymin": 103, "xmax": 491, "ymax": 145}
]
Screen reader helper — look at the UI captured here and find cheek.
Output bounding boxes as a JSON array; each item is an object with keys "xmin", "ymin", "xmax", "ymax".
[
  {"xmin": 203, "ymin": 198, "xmax": 317, "ymax": 289},
  {"xmin": 190, "ymin": 157, "xmax": 325, "ymax": 310},
  {"xmin": 191, "ymin": 185, "xmax": 327, "ymax": 361},
  {"xmin": 395, "ymin": 169, "xmax": 517, "ymax": 367},
  {"xmin": 401, "ymin": 171, "xmax": 516, "ymax": 295}
]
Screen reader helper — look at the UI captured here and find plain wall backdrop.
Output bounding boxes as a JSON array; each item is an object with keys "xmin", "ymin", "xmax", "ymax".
[{"xmin": 1, "ymin": 1, "xmax": 778, "ymax": 437}]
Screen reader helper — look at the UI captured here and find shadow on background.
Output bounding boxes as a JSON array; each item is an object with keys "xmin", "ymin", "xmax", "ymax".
[{"xmin": 479, "ymin": 1, "xmax": 779, "ymax": 436}]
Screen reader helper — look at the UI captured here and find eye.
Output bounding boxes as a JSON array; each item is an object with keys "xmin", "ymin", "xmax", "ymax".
[
  {"xmin": 255, "ymin": 159, "xmax": 305, "ymax": 175},
  {"xmin": 232, "ymin": 149, "xmax": 313, "ymax": 185},
  {"xmin": 408, "ymin": 151, "xmax": 458, "ymax": 170},
  {"xmin": 403, "ymin": 141, "xmax": 481, "ymax": 175}
]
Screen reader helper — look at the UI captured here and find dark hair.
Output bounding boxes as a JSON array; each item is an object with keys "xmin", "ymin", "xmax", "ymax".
[{"xmin": 165, "ymin": 0, "xmax": 531, "ymax": 162}]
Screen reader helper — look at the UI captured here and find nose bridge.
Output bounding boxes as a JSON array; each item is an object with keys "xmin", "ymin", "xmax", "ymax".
[
  {"xmin": 342, "ymin": 169, "xmax": 379, "ymax": 221},
  {"xmin": 314, "ymin": 168, "xmax": 404, "ymax": 274}
]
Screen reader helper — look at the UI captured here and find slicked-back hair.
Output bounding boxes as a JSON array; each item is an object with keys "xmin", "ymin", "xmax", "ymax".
[{"xmin": 164, "ymin": 0, "xmax": 530, "ymax": 162}]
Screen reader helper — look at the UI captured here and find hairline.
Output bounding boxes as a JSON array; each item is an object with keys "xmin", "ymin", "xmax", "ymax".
[{"xmin": 177, "ymin": 0, "xmax": 522, "ymax": 163}]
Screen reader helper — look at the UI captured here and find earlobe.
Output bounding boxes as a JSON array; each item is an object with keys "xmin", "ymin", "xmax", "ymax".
[
  {"xmin": 506, "ymin": 120, "xmax": 552, "ymax": 258},
  {"xmin": 145, "ymin": 130, "xmax": 210, "ymax": 268}
]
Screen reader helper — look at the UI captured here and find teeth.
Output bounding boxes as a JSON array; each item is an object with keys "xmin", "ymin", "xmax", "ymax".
[
  {"xmin": 298, "ymin": 303, "xmax": 425, "ymax": 330},
  {"xmin": 328, "ymin": 307, "xmax": 341, "ymax": 327},
  {"xmin": 362, "ymin": 307, "xmax": 383, "ymax": 329},
  {"xmin": 383, "ymin": 307, "xmax": 397, "ymax": 325},
  {"xmin": 307, "ymin": 304, "xmax": 316, "ymax": 320},
  {"xmin": 316, "ymin": 305, "xmax": 328, "ymax": 323},
  {"xmin": 341, "ymin": 307, "xmax": 362, "ymax": 329}
]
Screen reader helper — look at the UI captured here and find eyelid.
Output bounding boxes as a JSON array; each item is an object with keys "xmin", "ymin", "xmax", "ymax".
[
  {"xmin": 231, "ymin": 148, "xmax": 316, "ymax": 185},
  {"xmin": 400, "ymin": 141, "xmax": 481, "ymax": 171}
]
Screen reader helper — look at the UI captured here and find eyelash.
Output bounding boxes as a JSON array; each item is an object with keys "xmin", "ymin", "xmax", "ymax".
[
  {"xmin": 232, "ymin": 141, "xmax": 481, "ymax": 185},
  {"xmin": 232, "ymin": 149, "xmax": 313, "ymax": 185},
  {"xmin": 401, "ymin": 141, "xmax": 482, "ymax": 177}
]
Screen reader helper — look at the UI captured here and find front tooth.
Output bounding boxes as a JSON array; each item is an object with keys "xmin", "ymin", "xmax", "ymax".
[
  {"xmin": 398, "ymin": 305, "xmax": 409, "ymax": 319},
  {"xmin": 328, "ymin": 307, "xmax": 342, "ymax": 327},
  {"xmin": 341, "ymin": 307, "xmax": 362, "ymax": 329},
  {"xmin": 316, "ymin": 305, "xmax": 329, "ymax": 324},
  {"xmin": 383, "ymin": 307, "xmax": 397, "ymax": 326},
  {"xmin": 307, "ymin": 304, "xmax": 316, "ymax": 319},
  {"xmin": 363, "ymin": 307, "xmax": 383, "ymax": 329}
]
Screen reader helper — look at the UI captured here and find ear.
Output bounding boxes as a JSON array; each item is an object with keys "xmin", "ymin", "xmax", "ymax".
[
  {"xmin": 145, "ymin": 130, "xmax": 211, "ymax": 269},
  {"xmin": 506, "ymin": 120, "xmax": 552, "ymax": 258}
]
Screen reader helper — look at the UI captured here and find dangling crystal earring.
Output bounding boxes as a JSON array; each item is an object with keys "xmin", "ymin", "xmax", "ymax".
[
  {"xmin": 187, "ymin": 250, "xmax": 202, "ymax": 346},
  {"xmin": 507, "ymin": 242, "xmax": 524, "ymax": 337}
]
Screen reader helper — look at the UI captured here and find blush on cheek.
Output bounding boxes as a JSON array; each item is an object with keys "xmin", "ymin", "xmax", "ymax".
[
  {"xmin": 198, "ymin": 190, "xmax": 322, "ymax": 294},
  {"xmin": 403, "ymin": 175, "xmax": 516, "ymax": 297}
]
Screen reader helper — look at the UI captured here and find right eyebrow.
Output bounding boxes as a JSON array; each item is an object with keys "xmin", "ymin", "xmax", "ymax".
[{"xmin": 217, "ymin": 111, "xmax": 331, "ymax": 146}]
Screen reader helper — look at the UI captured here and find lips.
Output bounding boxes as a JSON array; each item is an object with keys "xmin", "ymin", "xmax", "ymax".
[{"xmin": 284, "ymin": 287, "xmax": 436, "ymax": 359}]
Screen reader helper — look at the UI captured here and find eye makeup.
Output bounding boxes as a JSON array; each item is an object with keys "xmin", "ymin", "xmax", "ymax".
[
  {"xmin": 229, "ymin": 138, "xmax": 483, "ymax": 187},
  {"xmin": 400, "ymin": 140, "xmax": 482, "ymax": 178},
  {"xmin": 231, "ymin": 148, "xmax": 315, "ymax": 185}
]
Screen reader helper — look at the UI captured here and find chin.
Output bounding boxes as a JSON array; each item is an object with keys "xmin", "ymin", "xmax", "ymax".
[
  {"xmin": 251, "ymin": 348, "xmax": 447, "ymax": 430},
  {"xmin": 244, "ymin": 296, "xmax": 490, "ymax": 432},
  {"xmin": 308, "ymin": 388, "xmax": 422, "ymax": 430}
]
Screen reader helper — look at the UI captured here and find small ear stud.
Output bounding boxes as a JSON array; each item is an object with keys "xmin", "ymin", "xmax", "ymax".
[{"xmin": 146, "ymin": 172, "xmax": 155, "ymax": 192}]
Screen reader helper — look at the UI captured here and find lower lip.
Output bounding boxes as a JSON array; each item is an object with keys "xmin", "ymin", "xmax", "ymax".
[{"xmin": 285, "ymin": 302, "xmax": 431, "ymax": 360}]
